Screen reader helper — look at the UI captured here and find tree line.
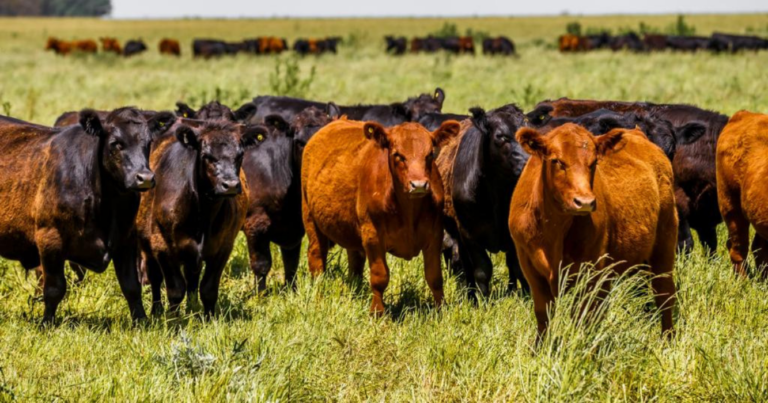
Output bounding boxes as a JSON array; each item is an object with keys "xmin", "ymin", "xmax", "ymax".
[{"xmin": 0, "ymin": 0, "xmax": 110, "ymax": 17}]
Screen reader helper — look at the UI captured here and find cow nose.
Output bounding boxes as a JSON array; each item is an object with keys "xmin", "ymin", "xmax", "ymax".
[
  {"xmin": 573, "ymin": 197, "xmax": 596, "ymax": 212},
  {"xmin": 221, "ymin": 180, "xmax": 242, "ymax": 195},
  {"xmin": 409, "ymin": 180, "xmax": 429, "ymax": 197},
  {"xmin": 135, "ymin": 172, "xmax": 155, "ymax": 189}
]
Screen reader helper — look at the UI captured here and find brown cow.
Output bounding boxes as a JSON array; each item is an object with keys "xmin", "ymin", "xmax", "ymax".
[
  {"xmin": 717, "ymin": 111, "xmax": 768, "ymax": 277},
  {"xmin": 458, "ymin": 36, "xmax": 475, "ymax": 54},
  {"xmin": 46, "ymin": 38, "xmax": 98, "ymax": 55},
  {"xmin": 558, "ymin": 34, "xmax": 588, "ymax": 52},
  {"xmin": 100, "ymin": 37, "xmax": 122, "ymax": 54},
  {"xmin": 159, "ymin": 38, "xmax": 181, "ymax": 56},
  {"xmin": 509, "ymin": 124, "xmax": 677, "ymax": 340},
  {"xmin": 302, "ymin": 119, "xmax": 460, "ymax": 314}
]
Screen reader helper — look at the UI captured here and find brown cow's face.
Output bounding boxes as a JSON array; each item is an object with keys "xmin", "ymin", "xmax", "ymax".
[
  {"xmin": 517, "ymin": 124, "xmax": 624, "ymax": 215},
  {"xmin": 45, "ymin": 38, "xmax": 58, "ymax": 50},
  {"xmin": 365, "ymin": 121, "xmax": 460, "ymax": 198}
]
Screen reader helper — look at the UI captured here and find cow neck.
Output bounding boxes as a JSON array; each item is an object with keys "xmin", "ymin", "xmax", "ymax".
[
  {"xmin": 194, "ymin": 154, "xmax": 226, "ymax": 233},
  {"xmin": 391, "ymin": 181, "xmax": 427, "ymax": 232}
]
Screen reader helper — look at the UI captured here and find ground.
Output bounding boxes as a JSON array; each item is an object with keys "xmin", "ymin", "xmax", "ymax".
[{"xmin": 0, "ymin": 15, "xmax": 767, "ymax": 402}]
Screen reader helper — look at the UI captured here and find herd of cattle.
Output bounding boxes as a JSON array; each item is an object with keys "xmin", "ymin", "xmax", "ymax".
[
  {"xmin": 385, "ymin": 36, "xmax": 516, "ymax": 55},
  {"xmin": 559, "ymin": 31, "xmax": 768, "ymax": 52},
  {"xmin": 1, "ymin": 88, "xmax": 767, "ymax": 341}
]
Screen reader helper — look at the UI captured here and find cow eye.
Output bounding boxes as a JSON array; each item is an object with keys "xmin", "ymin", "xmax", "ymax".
[
  {"xmin": 498, "ymin": 135, "xmax": 512, "ymax": 143},
  {"xmin": 394, "ymin": 153, "xmax": 405, "ymax": 163},
  {"xmin": 203, "ymin": 154, "xmax": 217, "ymax": 163},
  {"xmin": 551, "ymin": 159, "xmax": 566, "ymax": 170},
  {"xmin": 111, "ymin": 141, "xmax": 124, "ymax": 151}
]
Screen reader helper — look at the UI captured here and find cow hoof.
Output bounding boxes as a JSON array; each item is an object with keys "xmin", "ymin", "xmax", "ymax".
[{"xmin": 151, "ymin": 303, "xmax": 164, "ymax": 317}]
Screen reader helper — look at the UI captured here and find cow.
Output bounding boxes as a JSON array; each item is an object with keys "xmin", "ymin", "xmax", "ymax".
[
  {"xmin": 193, "ymin": 39, "xmax": 228, "ymax": 58},
  {"xmin": 411, "ymin": 36, "xmax": 443, "ymax": 53},
  {"xmin": 123, "ymin": 39, "xmax": 147, "ymax": 57},
  {"xmin": 46, "ymin": 38, "xmax": 97, "ymax": 55},
  {"xmin": 385, "ymin": 36, "xmax": 407, "ymax": 55},
  {"xmin": 458, "ymin": 36, "xmax": 475, "ymax": 54},
  {"xmin": 54, "ymin": 109, "xmax": 159, "ymax": 127},
  {"xmin": 610, "ymin": 33, "xmax": 644, "ymax": 51},
  {"xmin": 712, "ymin": 32, "xmax": 768, "ymax": 52},
  {"xmin": 159, "ymin": 38, "xmax": 181, "ymax": 56},
  {"xmin": 0, "ymin": 108, "xmax": 175, "ymax": 323},
  {"xmin": 293, "ymin": 38, "xmax": 339, "ymax": 55},
  {"xmin": 482, "ymin": 36, "xmax": 516, "ymax": 56},
  {"xmin": 249, "ymin": 88, "xmax": 445, "ymax": 126},
  {"xmin": 666, "ymin": 36, "xmax": 712, "ymax": 52},
  {"xmin": 302, "ymin": 119, "xmax": 461, "ymax": 314},
  {"xmin": 586, "ymin": 32, "xmax": 612, "ymax": 50},
  {"xmin": 643, "ymin": 34, "xmax": 668, "ymax": 51},
  {"xmin": 559, "ymin": 34, "xmax": 588, "ymax": 52},
  {"xmin": 138, "ymin": 120, "xmax": 264, "ymax": 316},
  {"xmin": 174, "ymin": 101, "xmax": 256, "ymax": 122},
  {"xmin": 436, "ymin": 106, "xmax": 531, "ymax": 299},
  {"xmin": 716, "ymin": 111, "xmax": 768, "ymax": 278},
  {"xmin": 509, "ymin": 124, "xmax": 677, "ymax": 340},
  {"xmin": 100, "ymin": 37, "xmax": 122, "ymax": 54},
  {"xmin": 418, "ymin": 112, "xmax": 469, "ymax": 131},
  {"xmin": 243, "ymin": 37, "xmax": 288, "ymax": 54},
  {"xmin": 526, "ymin": 98, "xmax": 727, "ymax": 254}
]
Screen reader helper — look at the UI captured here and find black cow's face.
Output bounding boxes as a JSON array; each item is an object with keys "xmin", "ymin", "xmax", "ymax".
[
  {"xmin": 290, "ymin": 107, "xmax": 333, "ymax": 165},
  {"xmin": 471, "ymin": 106, "xmax": 530, "ymax": 177},
  {"xmin": 80, "ymin": 108, "xmax": 174, "ymax": 192},
  {"xmin": 404, "ymin": 88, "xmax": 445, "ymax": 122},
  {"xmin": 525, "ymin": 104, "xmax": 554, "ymax": 127},
  {"xmin": 175, "ymin": 122, "xmax": 264, "ymax": 197}
]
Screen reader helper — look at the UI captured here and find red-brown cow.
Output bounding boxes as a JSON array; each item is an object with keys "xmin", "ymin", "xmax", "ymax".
[
  {"xmin": 717, "ymin": 111, "xmax": 768, "ymax": 277},
  {"xmin": 159, "ymin": 38, "xmax": 181, "ymax": 56},
  {"xmin": 301, "ymin": 119, "xmax": 460, "ymax": 314},
  {"xmin": 100, "ymin": 37, "xmax": 122, "ymax": 54},
  {"xmin": 509, "ymin": 124, "xmax": 677, "ymax": 340}
]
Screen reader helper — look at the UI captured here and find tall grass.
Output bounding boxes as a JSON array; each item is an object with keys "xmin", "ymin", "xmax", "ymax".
[{"xmin": 0, "ymin": 15, "xmax": 767, "ymax": 401}]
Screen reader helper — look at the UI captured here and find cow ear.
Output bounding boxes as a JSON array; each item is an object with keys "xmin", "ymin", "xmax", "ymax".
[
  {"xmin": 233, "ymin": 103, "xmax": 257, "ymax": 122},
  {"xmin": 675, "ymin": 122, "xmax": 706, "ymax": 145},
  {"xmin": 433, "ymin": 87, "xmax": 445, "ymax": 105},
  {"xmin": 79, "ymin": 109, "xmax": 106, "ymax": 138},
  {"xmin": 326, "ymin": 102, "xmax": 341, "ymax": 119},
  {"xmin": 469, "ymin": 107, "xmax": 489, "ymax": 134},
  {"xmin": 363, "ymin": 122, "xmax": 389, "ymax": 148},
  {"xmin": 516, "ymin": 127, "xmax": 548, "ymax": 156},
  {"xmin": 595, "ymin": 128, "xmax": 625, "ymax": 157},
  {"xmin": 264, "ymin": 114, "xmax": 289, "ymax": 133},
  {"xmin": 175, "ymin": 125, "xmax": 199, "ymax": 149},
  {"xmin": 242, "ymin": 125, "xmax": 269, "ymax": 148},
  {"xmin": 432, "ymin": 120, "xmax": 461, "ymax": 147},
  {"xmin": 597, "ymin": 116, "xmax": 622, "ymax": 134},
  {"xmin": 175, "ymin": 102, "xmax": 196, "ymax": 119},
  {"xmin": 148, "ymin": 111, "xmax": 176, "ymax": 138}
]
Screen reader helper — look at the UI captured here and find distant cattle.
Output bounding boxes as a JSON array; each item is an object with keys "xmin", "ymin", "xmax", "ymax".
[
  {"xmin": 436, "ymin": 105, "xmax": 531, "ymax": 299},
  {"xmin": 716, "ymin": 111, "xmax": 768, "ymax": 277},
  {"xmin": 410, "ymin": 36, "xmax": 443, "ymax": 53},
  {"xmin": 159, "ymin": 38, "xmax": 181, "ymax": 56},
  {"xmin": 0, "ymin": 108, "xmax": 175, "ymax": 323},
  {"xmin": 123, "ymin": 39, "xmax": 147, "ymax": 57},
  {"xmin": 193, "ymin": 39, "xmax": 228, "ymax": 58},
  {"xmin": 527, "ymin": 98, "xmax": 727, "ymax": 254},
  {"xmin": 294, "ymin": 37, "xmax": 341, "ymax": 55},
  {"xmin": 586, "ymin": 32, "xmax": 612, "ymax": 49},
  {"xmin": 385, "ymin": 36, "xmax": 407, "ymax": 55},
  {"xmin": 666, "ymin": 36, "xmax": 712, "ymax": 52},
  {"xmin": 174, "ymin": 100, "xmax": 256, "ymax": 122},
  {"xmin": 482, "ymin": 36, "xmax": 516, "ymax": 56},
  {"xmin": 510, "ymin": 124, "xmax": 677, "ymax": 339},
  {"xmin": 559, "ymin": 34, "xmax": 589, "ymax": 52},
  {"xmin": 302, "ymin": 119, "xmax": 460, "ymax": 314},
  {"xmin": 610, "ymin": 33, "xmax": 645, "ymax": 51},
  {"xmin": 100, "ymin": 37, "xmax": 122, "ymax": 54},
  {"xmin": 249, "ymin": 87, "xmax": 445, "ymax": 126},
  {"xmin": 46, "ymin": 37, "xmax": 97, "ymax": 55},
  {"xmin": 643, "ymin": 34, "xmax": 668, "ymax": 51},
  {"xmin": 712, "ymin": 32, "xmax": 768, "ymax": 52},
  {"xmin": 243, "ymin": 37, "xmax": 288, "ymax": 54},
  {"xmin": 138, "ymin": 120, "xmax": 265, "ymax": 316}
]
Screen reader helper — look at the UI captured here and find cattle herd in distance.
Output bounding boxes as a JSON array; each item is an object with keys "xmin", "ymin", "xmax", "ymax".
[
  {"xmin": 559, "ymin": 31, "xmax": 768, "ymax": 52},
  {"xmin": 1, "ymin": 84, "xmax": 767, "ymax": 342}
]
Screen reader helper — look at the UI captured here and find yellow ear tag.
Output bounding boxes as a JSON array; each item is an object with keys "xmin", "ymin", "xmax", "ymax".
[
  {"xmin": 159, "ymin": 122, "xmax": 165, "ymax": 127},
  {"xmin": 434, "ymin": 92, "xmax": 439, "ymax": 98},
  {"xmin": 368, "ymin": 127, "xmax": 374, "ymax": 134},
  {"xmin": 183, "ymin": 113, "xmax": 188, "ymax": 118},
  {"xmin": 257, "ymin": 134, "xmax": 265, "ymax": 142}
]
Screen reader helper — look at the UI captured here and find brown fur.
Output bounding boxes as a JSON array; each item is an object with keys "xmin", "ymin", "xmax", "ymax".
[
  {"xmin": 159, "ymin": 38, "xmax": 181, "ymax": 56},
  {"xmin": 100, "ymin": 37, "xmax": 122, "ymax": 54},
  {"xmin": 46, "ymin": 37, "xmax": 97, "ymax": 55},
  {"xmin": 559, "ymin": 34, "xmax": 589, "ymax": 52},
  {"xmin": 301, "ymin": 119, "xmax": 460, "ymax": 314},
  {"xmin": 509, "ymin": 124, "xmax": 677, "ymax": 339},
  {"xmin": 716, "ymin": 111, "xmax": 768, "ymax": 277}
]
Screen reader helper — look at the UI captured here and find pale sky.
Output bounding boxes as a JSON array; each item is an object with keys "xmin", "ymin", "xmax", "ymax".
[{"xmin": 111, "ymin": 0, "xmax": 768, "ymax": 19}]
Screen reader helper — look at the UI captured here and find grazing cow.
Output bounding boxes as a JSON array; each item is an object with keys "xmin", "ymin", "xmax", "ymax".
[
  {"xmin": 666, "ymin": 36, "xmax": 712, "ymax": 52},
  {"xmin": 418, "ymin": 112, "xmax": 469, "ymax": 131},
  {"xmin": 138, "ymin": 120, "xmax": 264, "ymax": 315},
  {"xmin": 46, "ymin": 38, "xmax": 97, "ymax": 55},
  {"xmin": 159, "ymin": 38, "xmax": 181, "ymax": 56},
  {"xmin": 509, "ymin": 124, "xmax": 677, "ymax": 339},
  {"xmin": 643, "ymin": 34, "xmax": 668, "ymax": 51},
  {"xmin": 458, "ymin": 36, "xmax": 475, "ymax": 54},
  {"xmin": 717, "ymin": 111, "xmax": 768, "ymax": 277},
  {"xmin": 123, "ymin": 39, "xmax": 147, "ymax": 57},
  {"xmin": 174, "ymin": 101, "xmax": 256, "ymax": 122},
  {"xmin": 293, "ymin": 37, "xmax": 339, "ymax": 55},
  {"xmin": 586, "ymin": 32, "xmax": 612, "ymax": 49},
  {"xmin": 411, "ymin": 36, "xmax": 443, "ymax": 53},
  {"xmin": 100, "ymin": 37, "xmax": 122, "ymax": 54},
  {"xmin": 193, "ymin": 39, "xmax": 228, "ymax": 58},
  {"xmin": 482, "ymin": 36, "xmax": 516, "ymax": 55},
  {"xmin": 0, "ymin": 108, "xmax": 175, "ymax": 323},
  {"xmin": 527, "ymin": 98, "xmax": 726, "ymax": 253},
  {"xmin": 302, "ymin": 119, "xmax": 460, "ymax": 314},
  {"xmin": 385, "ymin": 36, "xmax": 407, "ymax": 55},
  {"xmin": 712, "ymin": 32, "xmax": 768, "ymax": 52},
  {"xmin": 559, "ymin": 34, "xmax": 588, "ymax": 52},
  {"xmin": 243, "ymin": 37, "xmax": 288, "ymax": 54},
  {"xmin": 250, "ymin": 88, "xmax": 445, "ymax": 126},
  {"xmin": 436, "ymin": 105, "xmax": 531, "ymax": 298},
  {"xmin": 610, "ymin": 33, "xmax": 644, "ymax": 51}
]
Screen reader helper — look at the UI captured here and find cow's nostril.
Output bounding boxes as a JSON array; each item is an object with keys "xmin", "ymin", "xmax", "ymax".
[{"xmin": 573, "ymin": 198, "xmax": 582, "ymax": 208}]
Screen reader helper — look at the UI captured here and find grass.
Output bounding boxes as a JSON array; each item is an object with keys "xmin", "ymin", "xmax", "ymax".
[{"xmin": 0, "ymin": 15, "xmax": 767, "ymax": 402}]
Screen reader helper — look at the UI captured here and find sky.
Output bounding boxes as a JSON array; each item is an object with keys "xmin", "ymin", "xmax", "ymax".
[{"xmin": 111, "ymin": 0, "xmax": 768, "ymax": 19}]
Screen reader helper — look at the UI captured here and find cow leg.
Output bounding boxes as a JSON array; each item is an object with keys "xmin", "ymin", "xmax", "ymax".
[
  {"xmin": 751, "ymin": 234, "xmax": 768, "ymax": 279},
  {"xmin": 145, "ymin": 255, "xmax": 165, "ymax": 316},
  {"xmin": 523, "ymin": 259, "xmax": 554, "ymax": 344},
  {"xmin": 457, "ymin": 238, "xmax": 477, "ymax": 300},
  {"xmin": 183, "ymin": 257, "xmax": 203, "ymax": 313},
  {"xmin": 423, "ymin": 235, "xmax": 445, "ymax": 309},
  {"xmin": 248, "ymin": 237, "xmax": 272, "ymax": 291},
  {"xmin": 346, "ymin": 249, "xmax": 366, "ymax": 281},
  {"xmin": 505, "ymin": 247, "xmax": 529, "ymax": 295},
  {"xmin": 677, "ymin": 217, "xmax": 694, "ymax": 254},
  {"xmin": 40, "ymin": 251, "xmax": 66, "ymax": 325},
  {"xmin": 442, "ymin": 232, "xmax": 463, "ymax": 278},
  {"xmin": 465, "ymin": 240, "xmax": 493, "ymax": 300},
  {"xmin": 281, "ymin": 242, "xmax": 301, "ymax": 289},
  {"xmin": 723, "ymin": 208, "xmax": 750, "ymax": 277},
  {"xmin": 650, "ymin": 203, "xmax": 678, "ymax": 338},
  {"xmin": 200, "ymin": 253, "xmax": 229, "ymax": 318},
  {"xmin": 694, "ymin": 224, "xmax": 718, "ymax": 256},
  {"xmin": 363, "ymin": 240, "xmax": 390, "ymax": 316},
  {"xmin": 305, "ymin": 218, "xmax": 329, "ymax": 277},
  {"xmin": 112, "ymin": 240, "xmax": 148, "ymax": 321},
  {"xmin": 158, "ymin": 253, "xmax": 185, "ymax": 313}
]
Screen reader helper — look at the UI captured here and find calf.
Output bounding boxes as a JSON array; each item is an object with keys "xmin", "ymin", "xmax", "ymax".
[
  {"xmin": 0, "ymin": 108, "xmax": 175, "ymax": 323},
  {"xmin": 717, "ymin": 111, "xmax": 768, "ymax": 277},
  {"xmin": 138, "ymin": 120, "xmax": 264, "ymax": 315},
  {"xmin": 509, "ymin": 124, "xmax": 677, "ymax": 339},
  {"xmin": 100, "ymin": 37, "xmax": 122, "ymax": 54},
  {"xmin": 527, "ymin": 98, "xmax": 725, "ymax": 253},
  {"xmin": 302, "ymin": 119, "xmax": 460, "ymax": 314},
  {"xmin": 123, "ymin": 40, "xmax": 147, "ymax": 57},
  {"xmin": 159, "ymin": 38, "xmax": 181, "ymax": 56},
  {"xmin": 436, "ymin": 106, "xmax": 531, "ymax": 299}
]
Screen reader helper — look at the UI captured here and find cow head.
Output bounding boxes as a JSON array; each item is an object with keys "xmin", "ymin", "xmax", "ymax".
[
  {"xmin": 470, "ymin": 105, "xmax": 530, "ymax": 177},
  {"xmin": 674, "ymin": 121, "xmax": 707, "ymax": 146},
  {"xmin": 517, "ymin": 124, "xmax": 624, "ymax": 215},
  {"xmin": 174, "ymin": 121, "xmax": 266, "ymax": 197},
  {"xmin": 45, "ymin": 38, "xmax": 59, "ymax": 51},
  {"xmin": 579, "ymin": 111, "xmax": 677, "ymax": 160},
  {"xmin": 525, "ymin": 104, "xmax": 554, "ymax": 127},
  {"xmin": 402, "ymin": 88, "xmax": 446, "ymax": 122},
  {"xmin": 291, "ymin": 106, "xmax": 336, "ymax": 165},
  {"xmin": 80, "ymin": 107, "xmax": 175, "ymax": 192},
  {"xmin": 364, "ymin": 121, "xmax": 460, "ymax": 198}
]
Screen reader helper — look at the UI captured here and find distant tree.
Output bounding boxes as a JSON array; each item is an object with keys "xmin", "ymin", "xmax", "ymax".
[
  {"xmin": 666, "ymin": 15, "xmax": 696, "ymax": 36},
  {"xmin": 0, "ymin": 0, "xmax": 42, "ymax": 16},
  {"xmin": 0, "ymin": 0, "xmax": 111, "ymax": 16},
  {"xmin": 566, "ymin": 22, "xmax": 582, "ymax": 36}
]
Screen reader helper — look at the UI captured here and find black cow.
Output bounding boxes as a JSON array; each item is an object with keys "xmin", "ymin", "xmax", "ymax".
[
  {"xmin": 193, "ymin": 39, "xmax": 228, "ymax": 58},
  {"xmin": 437, "ymin": 105, "xmax": 531, "ymax": 299},
  {"xmin": 482, "ymin": 36, "xmax": 516, "ymax": 55},
  {"xmin": 666, "ymin": 36, "xmax": 712, "ymax": 52},
  {"xmin": 610, "ymin": 33, "xmax": 645, "ymax": 51},
  {"xmin": 123, "ymin": 40, "xmax": 147, "ymax": 57},
  {"xmin": 0, "ymin": 108, "xmax": 175, "ymax": 323},
  {"xmin": 175, "ymin": 101, "xmax": 256, "ymax": 122},
  {"xmin": 418, "ymin": 112, "xmax": 470, "ymax": 131},
  {"xmin": 587, "ymin": 32, "xmax": 612, "ymax": 49},
  {"xmin": 712, "ymin": 32, "xmax": 768, "ymax": 52},
  {"xmin": 385, "ymin": 36, "xmax": 407, "ymax": 55}
]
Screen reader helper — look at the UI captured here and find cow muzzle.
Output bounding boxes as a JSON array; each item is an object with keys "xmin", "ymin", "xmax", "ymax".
[
  {"xmin": 216, "ymin": 179, "xmax": 242, "ymax": 197},
  {"xmin": 132, "ymin": 171, "xmax": 155, "ymax": 191},
  {"xmin": 569, "ymin": 196, "xmax": 596, "ymax": 215},
  {"xmin": 408, "ymin": 180, "xmax": 430, "ymax": 198}
]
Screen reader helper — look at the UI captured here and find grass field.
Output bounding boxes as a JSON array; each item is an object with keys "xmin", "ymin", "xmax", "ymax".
[{"xmin": 1, "ymin": 14, "xmax": 768, "ymax": 401}]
